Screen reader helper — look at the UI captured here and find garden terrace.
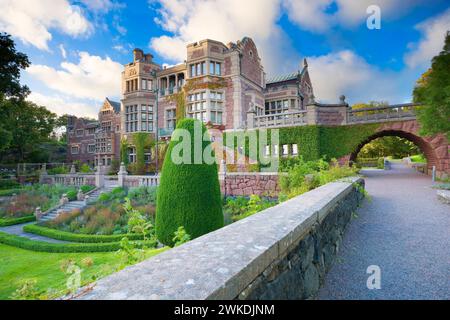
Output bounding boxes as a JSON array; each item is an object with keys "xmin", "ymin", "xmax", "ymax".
[{"xmin": 77, "ymin": 177, "xmax": 364, "ymax": 300}]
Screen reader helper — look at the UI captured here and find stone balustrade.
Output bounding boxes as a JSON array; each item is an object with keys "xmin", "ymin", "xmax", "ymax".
[
  {"xmin": 348, "ymin": 103, "xmax": 417, "ymax": 124},
  {"xmin": 76, "ymin": 176, "xmax": 365, "ymax": 300},
  {"xmin": 40, "ymin": 174, "xmax": 96, "ymax": 186},
  {"xmin": 254, "ymin": 111, "xmax": 308, "ymax": 128},
  {"xmin": 246, "ymin": 102, "xmax": 418, "ymax": 129}
]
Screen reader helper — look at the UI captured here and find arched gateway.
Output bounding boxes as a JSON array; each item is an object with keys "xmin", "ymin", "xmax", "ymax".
[{"xmin": 346, "ymin": 120, "xmax": 449, "ymax": 176}]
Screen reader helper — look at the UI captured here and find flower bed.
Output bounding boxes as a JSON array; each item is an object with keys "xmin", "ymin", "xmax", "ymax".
[
  {"xmin": 41, "ymin": 186, "xmax": 157, "ymax": 236},
  {"xmin": 0, "ymin": 184, "xmax": 79, "ymax": 218}
]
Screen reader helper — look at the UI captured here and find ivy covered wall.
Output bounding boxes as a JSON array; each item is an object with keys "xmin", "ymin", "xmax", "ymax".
[{"xmin": 224, "ymin": 123, "xmax": 381, "ymax": 163}]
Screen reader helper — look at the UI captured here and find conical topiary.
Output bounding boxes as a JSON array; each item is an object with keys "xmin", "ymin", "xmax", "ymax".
[{"xmin": 156, "ymin": 118, "xmax": 224, "ymax": 246}]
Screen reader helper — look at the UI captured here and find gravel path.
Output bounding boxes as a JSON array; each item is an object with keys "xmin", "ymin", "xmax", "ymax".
[
  {"xmin": 318, "ymin": 163, "xmax": 450, "ymax": 300},
  {"xmin": 0, "ymin": 222, "xmax": 68, "ymax": 243}
]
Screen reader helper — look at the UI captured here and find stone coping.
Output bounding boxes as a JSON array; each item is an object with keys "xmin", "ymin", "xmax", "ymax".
[
  {"xmin": 437, "ymin": 189, "xmax": 450, "ymax": 205},
  {"xmin": 77, "ymin": 176, "xmax": 362, "ymax": 300}
]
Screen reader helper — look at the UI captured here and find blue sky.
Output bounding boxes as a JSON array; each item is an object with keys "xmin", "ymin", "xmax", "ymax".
[{"xmin": 1, "ymin": 0, "xmax": 449, "ymax": 117}]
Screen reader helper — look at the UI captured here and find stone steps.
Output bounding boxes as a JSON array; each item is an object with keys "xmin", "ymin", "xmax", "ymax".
[{"xmin": 40, "ymin": 185, "xmax": 119, "ymax": 222}]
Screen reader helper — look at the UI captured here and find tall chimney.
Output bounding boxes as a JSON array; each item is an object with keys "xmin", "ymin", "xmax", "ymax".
[{"xmin": 133, "ymin": 48, "xmax": 144, "ymax": 62}]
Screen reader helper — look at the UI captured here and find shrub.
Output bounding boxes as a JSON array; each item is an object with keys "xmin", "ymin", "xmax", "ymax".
[
  {"xmin": 280, "ymin": 158, "xmax": 358, "ymax": 199},
  {"xmin": 0, "ymin": 179, "xmax": 20, "ymax": 190},
  {"xmin": 127, "ymin": 186, "xmax": 157, "ymax": 205},
  {"xmin": 223, "ymin": 195, "xmax": 277, "ymax": 222},
  {"xmin": 156, "ymin": 119, "xmax": 223, "ymax": 246},
  {"xmin": 80, "ymin": 185, "xmax": 95, "ymax": 194},
  {"xmin": 0, "ymin": 231, "xmax": 156, "ymax": 253},
  {"xmin": 79, "ymin": 163, "xmax": 92, "ymax": 173},
  {"xmin": 0, "ymin": 215, "xmax": 36, "ymax": 226},
  {"xmin": 66, "ymin": 188, "xmax": 78, "ymax": 201},
  {"xmin": 377, "ymin": 157, "xmax": 385, "ymax": 169},
  {"xmin": 48, "ymin": 166, "xmax": 69, "ymax": 175},
  {"xmin": 23, "ymin": 224, "xmax": 144, "ymax": 243}
]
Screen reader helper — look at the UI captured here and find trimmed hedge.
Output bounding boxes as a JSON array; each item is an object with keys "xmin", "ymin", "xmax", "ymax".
[
  {"xmin": 156, "ymin": 119, "xmax": 224, "ymax": 246},
  {"xmin": 0, "ymin": 215, "xmax": 36, "ymax": 227},
  {"xmin": 0, "ymin": 188, "xmax": 22, "ymax": 197},
  {"xmin": 0, "ymin": 231, "xmax": 157, "ymax": 253},
  {"xmin": 23, "ymin": 224, "xmax": 145, "ymax": 243}
]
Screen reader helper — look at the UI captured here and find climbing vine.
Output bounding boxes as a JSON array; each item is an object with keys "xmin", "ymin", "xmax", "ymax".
[
  {"xmin": 120, "ymin": 138, "xmax": 129, "ymax": 166},
  {"xmin": 224, "ymin": 123, "xmax": 381, "ymax": 167},
  {"xmin": 165, "ymin": 77, "xmax": 229, "ymax": 121},
  {"xmin": 131, "ymin": 133, "xmax": 154, "ymax": 175}
]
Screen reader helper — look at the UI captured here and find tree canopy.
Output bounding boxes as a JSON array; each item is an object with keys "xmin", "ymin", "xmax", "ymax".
[
  {"xmin": 413, "ymin": 31, "xmax": 450, "ymax": 139},
  {"xmin": 0, "ymin": 33, "xmax": 30, "ymax": 99}
]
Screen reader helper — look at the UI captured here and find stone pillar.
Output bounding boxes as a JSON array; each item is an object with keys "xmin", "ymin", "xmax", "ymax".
[
  {"xmin": 77, "ymin": 189, "xmax": 85, "ymax": 201},
  {"xmin": 219, "ymin": 159, "xmax": 226, "ymax": 197},
  {"xmin": 246, "ymin": 103, "xmax": 256, "ymax": 129},
  {"xmin": 118, "ymin": 162, "xmax": 128, "ymax": 187},
  {"xmin": 34, "ymin": 207, "xmax": 42, "ymax": 220},
  {"xmin": 95, "ymin": 165, "xmax": 104, "ymax": 188},
  {"xmin": 39, "ymin": 164, "xmax": 48, "ymax": 184},
  {"xmin": 306, "ymin": 104, "xmax": 318, "ymax": 125}
]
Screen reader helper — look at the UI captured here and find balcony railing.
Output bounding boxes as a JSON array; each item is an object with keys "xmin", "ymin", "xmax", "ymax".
[
  {"xmin": 348, "ymin": 103, "xmax": 418, "ymax": 124},
  {"xmin": 254, "ymin": 111, "xmax": 308, "ymax": 128}
]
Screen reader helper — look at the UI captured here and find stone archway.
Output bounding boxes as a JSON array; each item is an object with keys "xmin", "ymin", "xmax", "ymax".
[{"xmin": 344, "ymin": 120, "xmax": 449, "ymax": 178}]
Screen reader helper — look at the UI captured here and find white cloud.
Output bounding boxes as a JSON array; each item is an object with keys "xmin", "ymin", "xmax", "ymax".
[
  {"xmin": 59, "ymin": 44, "xmax": 67, "ymax": 59},
  {"xmin": 28, "ymin": 91, "xmax": 99, "ymax": 118},
  {"xmin": 78, "ymin": 0, "xmax": 125, "ymax": 12},
  {"xmin": 404, "ymin": 8, "xmax": 450, "ymax": 68},
  {"xmin": 282, "ymin": 0, "xmax": 334, "ymax": 32},
  {"xmin": 283, "ymin": 0, "xmax": 425, "ymax": 32},
  {"xmin": 308, "ymin": 50, "xmax": 413, "ymax": 104},
  {"xmin": 149, "ymin": 0, "xmax": 299, "ymax": 75},
  {"xmin": 26, "ymin": 51, "xmax": 123, "ymax": 101},
  {"xmin": 0, "ymin": 0, "xmax": 92, "ymax": 51}
]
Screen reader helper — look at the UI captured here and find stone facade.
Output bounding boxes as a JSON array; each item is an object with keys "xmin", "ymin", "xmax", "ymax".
[
  {"xmin": 67, "ymin": 98, "xmax": 121, "ymax": 169},
  {"xmin": 67, "ymin": 36, "xmax": 314, "ymax": 167},
  {"xmin": 67, "ymin": 116, "xmax": 97, "ymax": 165}
]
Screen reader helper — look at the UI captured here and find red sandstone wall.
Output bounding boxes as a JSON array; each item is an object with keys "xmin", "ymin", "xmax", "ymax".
[{"xmin": 220, "ymin": 173, "xmax": 280, "ymax": 197}]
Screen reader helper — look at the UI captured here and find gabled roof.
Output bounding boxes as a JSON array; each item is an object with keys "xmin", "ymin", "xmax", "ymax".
[
  {"xmin": 266, "ymin": 72, "xmax": 299, "ymax": 85},
  {"xmin": 106, "ymin": 98, "xmax": 121, "ymax": 113}
]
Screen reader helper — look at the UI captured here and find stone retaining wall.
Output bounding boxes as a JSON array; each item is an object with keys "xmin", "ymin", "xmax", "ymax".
[
  {"xmin": 219, "ymin": 172, "xmax": 281, "ymax": 197},
  {"xmin": 77, "ymin": 177, "xmax": 364, "ymax": 300}
]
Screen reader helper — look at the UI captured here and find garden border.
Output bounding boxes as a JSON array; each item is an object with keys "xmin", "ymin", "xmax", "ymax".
[
  {"xmin": 0, "ymin": 231, "xmax": 156, "ymax": 253},
  {"xmin": 23, "ymin": 224, "xmax": 145, "ymax": 243}
]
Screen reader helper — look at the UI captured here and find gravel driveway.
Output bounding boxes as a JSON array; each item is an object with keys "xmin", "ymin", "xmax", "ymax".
[{"xmin": 318, "ymin": 163, "xmax": 450, "ymax": 300}]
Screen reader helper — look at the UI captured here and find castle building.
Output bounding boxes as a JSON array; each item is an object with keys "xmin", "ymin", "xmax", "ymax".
[{"xmin": 67, "ymin": 37, "xmax": 314, "ymax": 169}]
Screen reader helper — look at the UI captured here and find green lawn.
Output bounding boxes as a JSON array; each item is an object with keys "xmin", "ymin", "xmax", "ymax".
[{"xmin": 0, "ymin": 244, "xmax": 167, "ymax": 300}]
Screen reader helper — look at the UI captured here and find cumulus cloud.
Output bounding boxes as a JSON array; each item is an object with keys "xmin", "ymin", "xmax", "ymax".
[
  {"xmin": 149, "ymin": 0, "xmax": 299, "ymax": 75},
  {"xmin": 308, "ymin": 50, "xmax": 413, "ymax": 104},
  {"xmin": 283, "ymin": 0, "xmax": 425, "ymax": 32},
  {"xmin": 404, "ymin": 8, "xmax": 450, "ymax": 68},
  {"xmin": 26, "ymin": 52, "xmax": 123, "ymax": 101},
  {"xmin": 28, "ymin": 92, "xmax": 99, "ymax": 118},
  {"xmin": 0, "ymin": 0, "xmax": 92, "ymax": 51}
]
